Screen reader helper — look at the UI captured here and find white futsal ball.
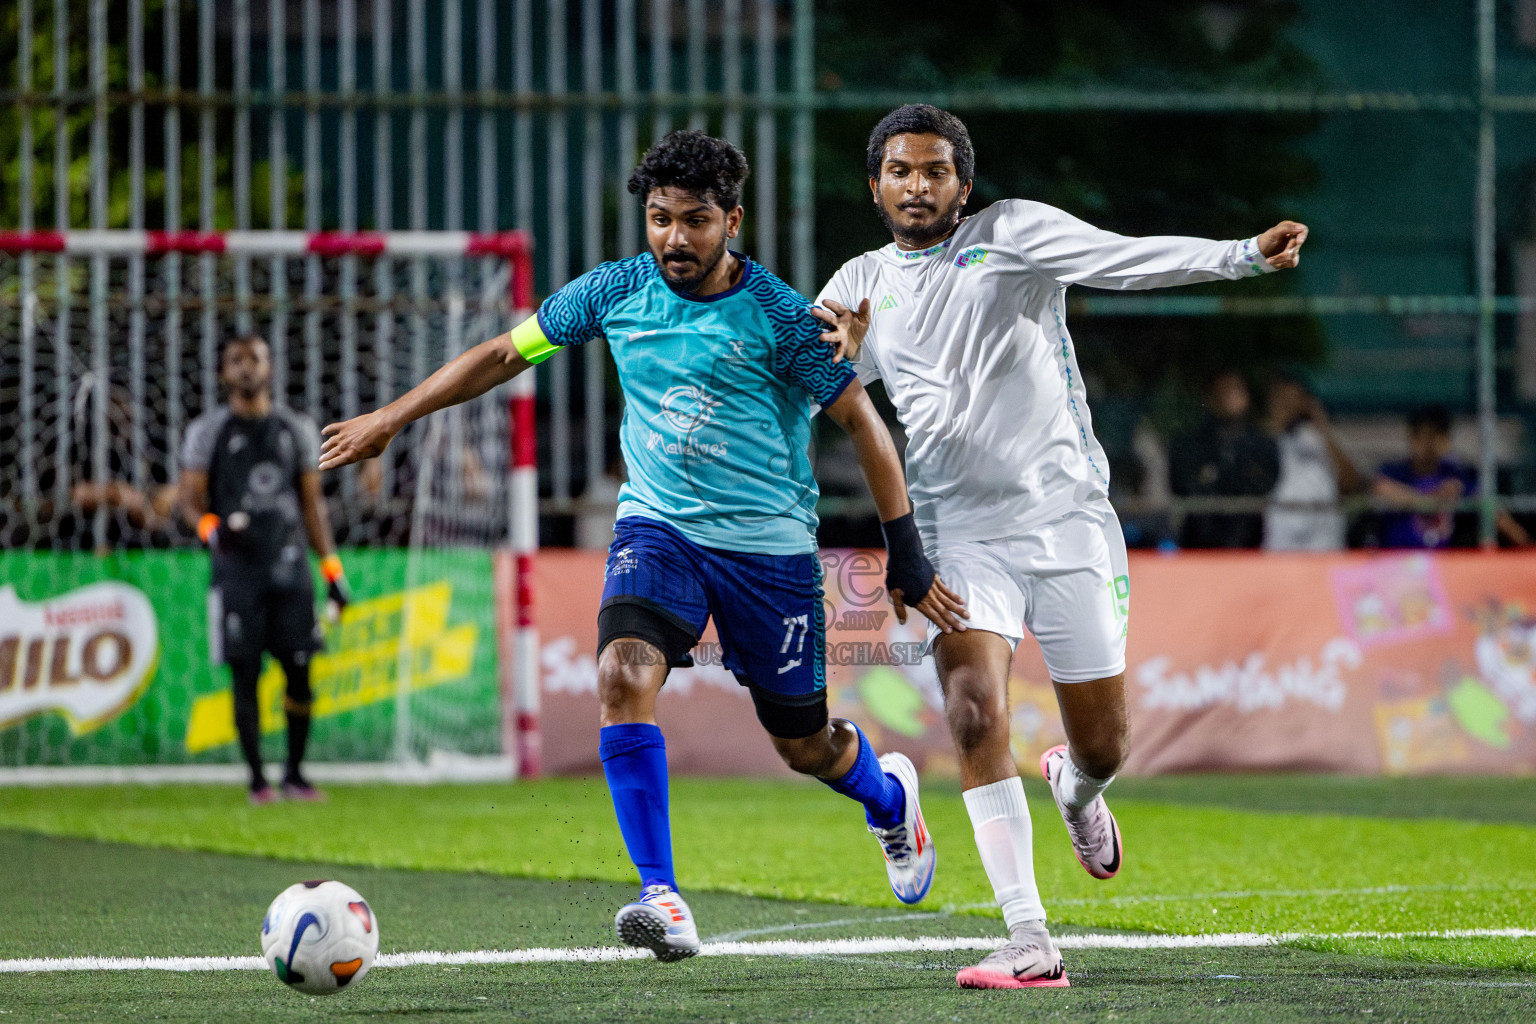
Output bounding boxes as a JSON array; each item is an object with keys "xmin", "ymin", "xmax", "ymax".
[{"xmin": 260, "ymin": 880, "xmax": 380, "ymax": 995}]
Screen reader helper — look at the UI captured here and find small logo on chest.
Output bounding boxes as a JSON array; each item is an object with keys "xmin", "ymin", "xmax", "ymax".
[
  {"xmin": 954, "ymin": 246, "xmax": 988, "ymax": 269},
  {"xmin": 876, "ymin": 293, "xmax": 899, "ymax": 312}
]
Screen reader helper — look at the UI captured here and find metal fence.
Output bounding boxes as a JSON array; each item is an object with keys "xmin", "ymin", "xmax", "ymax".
[
  {"xmin": 3, "ymin": 0, "xmax": 814, "ymax": 525},
  {"xmin": 4, "ymin": 1, "xmax": 1535, "ymax": 548},
  {"xmin": 0, "ymin": 237, "xmax": 526, "ymax": 551}
]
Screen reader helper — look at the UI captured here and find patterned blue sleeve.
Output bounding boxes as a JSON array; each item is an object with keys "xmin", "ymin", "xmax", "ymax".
[
  {"xmin": 535, "ymin": 254, "xmax": 655, "ymax": 347},
  {"xmin": 748, "ymin": 268, "xmax": 857, "ymax": 407}
]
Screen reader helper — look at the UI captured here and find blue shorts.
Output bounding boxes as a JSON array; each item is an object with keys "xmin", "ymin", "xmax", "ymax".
[{"xmin": 600, "ymin": 516, "xmax": 825, "ymax": 703}]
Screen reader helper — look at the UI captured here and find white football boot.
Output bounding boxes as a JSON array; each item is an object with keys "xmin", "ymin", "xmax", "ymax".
[
  {"xmin": 956, "ymin": 922, "xmax": 1069, "ymax": 989},
  {"xmin": 1040, "ymin": 744, "xmax": 1123, "ymax": 880},
  {"xmin": 867, "ymin": 752, "xmax": 936, "ymax": 904},
  {"xmin": 615, "ymin": 885, "xmax": 701, "ymax": 962}
]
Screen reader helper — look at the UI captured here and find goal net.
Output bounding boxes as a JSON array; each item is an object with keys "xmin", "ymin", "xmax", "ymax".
[{"xmin": 0, "ymin": 231, "xmax": 537, "ymax": 780}]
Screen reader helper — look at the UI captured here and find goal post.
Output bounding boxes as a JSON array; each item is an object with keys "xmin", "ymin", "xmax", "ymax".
[{"xmin": 0, "ymin": 229, "xmax": 541, "ymax": 782}]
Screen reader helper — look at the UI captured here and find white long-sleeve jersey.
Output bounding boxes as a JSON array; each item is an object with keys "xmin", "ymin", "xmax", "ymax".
[{"xmin": 817, "ymin": 199, "xmax": 1276, "ymax": 544}]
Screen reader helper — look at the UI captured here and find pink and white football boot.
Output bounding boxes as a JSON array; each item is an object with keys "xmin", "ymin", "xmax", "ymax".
[
  {"xmin": 1040, "ymin": 744, "xmax": 1122, "ymax": 880},
  {"xmin": 956, "ymin": 922, "xmax": 1069, "ymax": 989}
]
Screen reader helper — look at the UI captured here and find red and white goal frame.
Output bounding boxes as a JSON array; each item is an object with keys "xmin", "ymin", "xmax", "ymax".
[{"xmin": 0, "ymin": 228, "xmax": 543, "ymax": 780}]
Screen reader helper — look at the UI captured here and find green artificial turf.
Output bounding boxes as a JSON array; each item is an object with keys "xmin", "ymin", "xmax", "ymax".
[
  {"xmin": 8, "ymin": 949, "xmax": 1536, "ymax": 1024},
  {"xmin": 2, "ymin": 777, "xmax": 1534, "ymax": 941},
  {"xmin": 2, "ymin": 830, "xmax": 1534, "ymax": 1023},
  {"xmin": 1108, "ymin": 774, "xmax": 1536, "ymax": 826}
]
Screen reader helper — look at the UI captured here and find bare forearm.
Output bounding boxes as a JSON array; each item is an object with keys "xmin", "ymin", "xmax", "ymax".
[
  {"xmin": 379, "ymin": 334, "xmax": 527, "ymax": 432},
  {"xmin": 1498, "ymin": 509, "xmax": 1531, "ymax": 546},
  {"xmin": 302, "ymin": 495, "xmax": 336, "ymax": 559},
  {"xmin": 852, "ymin": 427, "xmax": 911, "ymax": 521},
  {"xmin": 827, "ymin": 388, "xmax": 911, "ymax": 522},
  {"xmin": 1372, "ymin": 477, "xmax": 1423, "ymax": 505},
  {"xmin": 178, "ymin": 474, "xmax": 209, "ymax": 531},
  {"xmin": 1323, "ymin": 433, "xmax": 1362, "ymax": 494}
]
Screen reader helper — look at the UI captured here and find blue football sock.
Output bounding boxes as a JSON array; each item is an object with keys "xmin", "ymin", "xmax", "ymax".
[
  {"xmin": 599, "ymin": 723, "xmax": 677, "ymax": 893},
  {"xmin": 821, "ymin": 724, "xmax": 906, "ymax": 830}
]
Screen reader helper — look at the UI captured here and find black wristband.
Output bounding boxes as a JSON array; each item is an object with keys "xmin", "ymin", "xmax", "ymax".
[{"xmin": 881, "ymin": 512, "xmax": 935, "ymax": 607}]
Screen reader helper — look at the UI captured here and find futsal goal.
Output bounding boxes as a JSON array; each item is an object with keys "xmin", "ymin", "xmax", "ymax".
[{"xmin": 0, "ymin": 229, "xmax": 541, "ymax": 783}]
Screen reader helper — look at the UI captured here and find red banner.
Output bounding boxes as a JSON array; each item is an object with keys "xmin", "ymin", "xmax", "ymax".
[{"xmin": 518, "ymin": 550, "xmax": 1536, "ymax": 777}]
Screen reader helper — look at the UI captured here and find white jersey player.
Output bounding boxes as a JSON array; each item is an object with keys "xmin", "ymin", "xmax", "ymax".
[{"xmin": 815, "ymin": 104, "xmax": 1308, "ymax": 991}]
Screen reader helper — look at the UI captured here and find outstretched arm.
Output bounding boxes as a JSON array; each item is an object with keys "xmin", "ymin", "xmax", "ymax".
[
  {"xmin": 319, "ymin": 325, "xmax": 535, "ymax": 471},
  {"xmin": 1256, "ymin": 220, "xmax": 1308, "ymax": 270},
  {"xmin": 822, "ymin": 381, "xmax": 967, "ymax": 633},
  {"xmin": 1004, "ymin": 200, "xmax": 1309, "ymax": 290}
]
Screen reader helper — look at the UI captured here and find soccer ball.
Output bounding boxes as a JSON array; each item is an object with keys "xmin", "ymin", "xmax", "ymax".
[{"xmin": 260, "ymin": 880, "xmax": 380, "ymax": 995}]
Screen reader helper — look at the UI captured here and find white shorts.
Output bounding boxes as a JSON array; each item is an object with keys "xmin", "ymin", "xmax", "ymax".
[{"xmin": 924, "ymin": 505, "xmax": 1130, "ymax": 683}]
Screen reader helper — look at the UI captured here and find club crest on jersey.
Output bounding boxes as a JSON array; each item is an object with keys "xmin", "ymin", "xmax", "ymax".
[
  {"xmin": 954, "ymin": 246, "xmax": 988, "ymax": 269},
  {"xmin": 606, "ymin": 546, "xmax": 639, "ymax": 578},
  {"xmin": 656, "ymin": 384, "xmax": 722, "ymax": 432},
  {"xmin": 876, "ymin": 294, "xmax": 899, "ymax": 312}
]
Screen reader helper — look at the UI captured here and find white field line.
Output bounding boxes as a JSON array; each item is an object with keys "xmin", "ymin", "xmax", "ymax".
[
  {"xmin": 5, "ymin": 930, "xmax": 1536, "ymax": 974},
  {"xmin": 0, "ymin": 758, "xmax": 515, "ymax": 787},
  {"xmin": 714, "ymin": 883, "xmax": 1536, "ymax": 941},
  {"xmin": 1046, "ymin": 881, "xmax": 1536, "ymax": 907}
]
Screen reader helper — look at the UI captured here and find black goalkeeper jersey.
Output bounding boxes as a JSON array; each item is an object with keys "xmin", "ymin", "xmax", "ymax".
[{"xmin": 180, "ymin": 405, "xmax": 322, "ymax": 590}]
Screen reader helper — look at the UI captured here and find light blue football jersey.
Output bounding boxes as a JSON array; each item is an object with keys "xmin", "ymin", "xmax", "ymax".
[{"xmin": 536, "ymin": 252, "xmax": 855, "ymax": 554}]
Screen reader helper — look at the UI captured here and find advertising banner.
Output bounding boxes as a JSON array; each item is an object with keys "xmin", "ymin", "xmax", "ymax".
[
  {"xmin": 0, "ymin": 549, "xmax": 498, "ymax": 766},
  {"xmin": 530, "ymin": 549, "xmax": 1536, "ymax": 777},
  {"xmin": 7, "ymin": 546, "xmax": 1531, "ymax": 776}
]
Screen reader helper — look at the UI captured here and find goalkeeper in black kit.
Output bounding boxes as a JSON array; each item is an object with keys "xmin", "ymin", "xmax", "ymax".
[{"xmin": 179, "ymin": 334, "xmax": 351, "ymax": 804}]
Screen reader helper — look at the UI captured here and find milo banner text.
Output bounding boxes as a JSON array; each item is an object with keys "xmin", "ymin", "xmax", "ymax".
[
  {"xmin": 0, "ymin": 550, "xmax": 498, "ymax": 766},
  {"xmin": 528, "ymin": 550, "xmax": 1536, "ymax": 777}
]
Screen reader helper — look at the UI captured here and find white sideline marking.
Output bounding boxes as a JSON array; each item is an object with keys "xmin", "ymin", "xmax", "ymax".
[
  {"xmin": 716, "ymin": 884, "xmax": 1536, "ymax": 941},
  {"xmin": 710, "ymin": 912, "xmax": 942, "ymax": 942},
  {"xmin": 5, "ymin": 930, "xmax": 1536, "ymax": 974},
  {"xmin": 0, "ymin": 757, "xmax": 515, "ymax": 787},
  {"xmin": 1048, "ymin": 882, "xmax": 1536, "ymax": 907}
]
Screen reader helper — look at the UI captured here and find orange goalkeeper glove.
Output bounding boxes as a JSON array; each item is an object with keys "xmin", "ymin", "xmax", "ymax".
[{"xmin": 320, "ymin": 554, "xmax": 350, "ymax": 623}]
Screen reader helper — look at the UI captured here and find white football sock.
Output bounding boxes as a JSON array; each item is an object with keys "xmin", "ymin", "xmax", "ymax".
[
  {"xmin": 963, "ymin": 777, "xmax": 1046, "ymax": 931},
  {"xmin": 1057, "ymin": 752, "xmax": 1115, "ymax": 817}
]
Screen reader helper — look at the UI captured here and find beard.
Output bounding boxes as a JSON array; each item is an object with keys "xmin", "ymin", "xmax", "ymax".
[
  {"xmin": 657, "ymin": 232, "xmax": 730, "ymax": 294},
  {"xmin": 225, "ymin": 373, "xmax": 269, "ymax": 400},
  {"xmin": 875, "ymin": 192, "xmax": 965, "ymax": 250}
]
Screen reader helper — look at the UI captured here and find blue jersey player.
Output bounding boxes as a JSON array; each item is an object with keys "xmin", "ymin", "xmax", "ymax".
[{"xmin": 320, "ymin": 131, "xmax": 968, "ymax": 961}]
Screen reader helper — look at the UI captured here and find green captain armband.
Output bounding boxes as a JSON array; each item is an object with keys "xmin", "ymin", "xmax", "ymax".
[{"xmin": 510, "ymin": 315, "xmax": 559, "ymax": 365}]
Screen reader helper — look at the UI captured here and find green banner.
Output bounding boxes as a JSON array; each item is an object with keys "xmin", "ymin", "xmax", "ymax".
[{"xmin": 0, "ymin": 549, "xmax": 500, "ymax": 766}]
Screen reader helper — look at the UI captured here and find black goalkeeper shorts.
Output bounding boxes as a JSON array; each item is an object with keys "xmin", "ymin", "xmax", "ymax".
[{"xmin": 208, "ymin": 581, "xmax": 323, "ymax": 665}]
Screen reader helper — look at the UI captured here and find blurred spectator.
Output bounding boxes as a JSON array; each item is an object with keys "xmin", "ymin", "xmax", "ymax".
[
  {"xmin": 1263, "ymin": 375, "xmax": 1361, "ymax": 551},
  {"xmin": 1169, "ymin": 370, "xmax": 1280, "ymax": 548},
  {"xmin": 1374, "ymin": 404, "xmax": 1531, "ymax": 548}
]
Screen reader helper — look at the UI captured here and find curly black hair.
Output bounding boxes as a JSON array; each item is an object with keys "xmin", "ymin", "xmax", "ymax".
[
  {"xmin": 865, "ymin": 104, "xmax": 975, "ymax": 183},
  {"xmin": 627, "ymin": 130, "xmax": 749, "ymax": 211}
]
